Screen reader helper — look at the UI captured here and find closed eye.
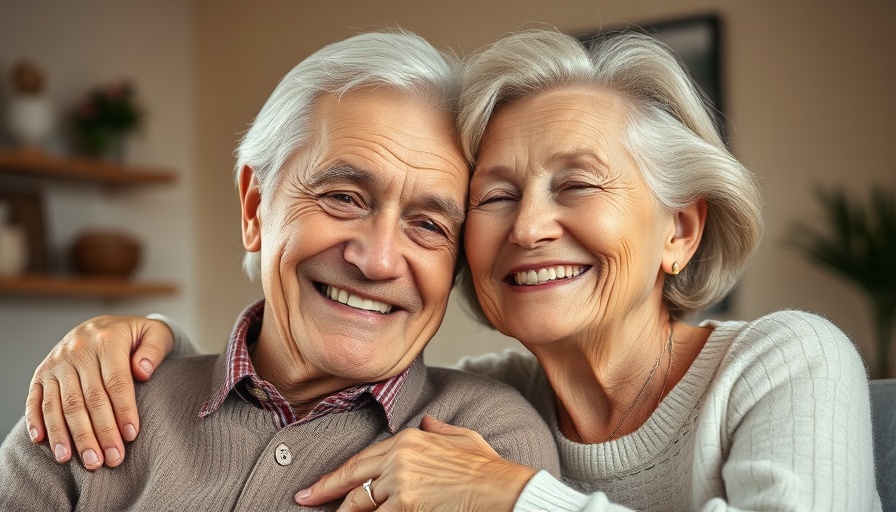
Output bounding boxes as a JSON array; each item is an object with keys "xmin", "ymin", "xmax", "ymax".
[
  {"xmin": 559, "ymin": 181, "xmax": 600, "ymax": 192},
  {"xmin": 474, "ymin": 192, "xmax": 518, "ymax": 208}
]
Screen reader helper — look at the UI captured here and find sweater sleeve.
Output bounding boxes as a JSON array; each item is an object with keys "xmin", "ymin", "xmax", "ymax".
[
  {"xmin": 515, "ymin": 471, "xmax": 635, "ymax": 512},
  {"xmin": 146, "ymin": 313, "xmax": 200, "ymax": 357},
  {"xmin": 456, "ymin": 349, "xmax": 541, "ymax": 392},
  {"xmin": 700, "ymin": 311, "xmax": 880, "ymax": 511},
  {"xmin": 0, "ymin": 417, "xmax": 77, "ymax": 510}
]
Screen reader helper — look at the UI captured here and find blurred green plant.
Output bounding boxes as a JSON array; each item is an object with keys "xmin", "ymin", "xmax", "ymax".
[
  {"xmin": 788, "ymin": 186, "xmax": 896, "ymax": 378},
  {"xmin": 72, "ymin": 80, "xmax": 142, "ymax": 160}
]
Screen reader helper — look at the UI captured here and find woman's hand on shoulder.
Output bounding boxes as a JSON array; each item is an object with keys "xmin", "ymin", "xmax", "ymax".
[
  {"xmin": 296, "ymin": 416, "xmax": 537, "ymax": 511},
  {"xmin": 25, "ymin": 315, "xmax": 175, "ymax": 470}
]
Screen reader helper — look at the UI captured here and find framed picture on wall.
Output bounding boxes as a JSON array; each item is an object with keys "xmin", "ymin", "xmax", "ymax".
[{"xmin": 575, "ymin": 14, "xmax": 726, "ymax": 140}]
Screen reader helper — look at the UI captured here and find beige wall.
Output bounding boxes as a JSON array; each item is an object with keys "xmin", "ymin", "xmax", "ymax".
[
  {"xmin": 192, "ymin": 0, "xmax": 896, "ymax": 369},
  {"xmin": 0, "ymin": 0, "xmax": 195, "ymax": 436},
  {"xmin": 1, "ymin": 0, "xmax": 892, "ymax": 437}
]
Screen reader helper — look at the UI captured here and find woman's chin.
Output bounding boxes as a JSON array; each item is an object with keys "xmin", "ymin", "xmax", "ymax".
[{"xmin": 500, "ymin": 322, "xmax": 575, "ymax": 348}]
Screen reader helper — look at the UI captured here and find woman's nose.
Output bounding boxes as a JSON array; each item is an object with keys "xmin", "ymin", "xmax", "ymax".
[{"xmin": 508, "ymin": 195, "xmax": 562, "ymax": 249}]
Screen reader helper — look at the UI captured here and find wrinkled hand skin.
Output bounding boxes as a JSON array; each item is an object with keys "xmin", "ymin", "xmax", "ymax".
[
  {"xmin": 25, "ymin": 315, "xmax": 175, "ymax": 470},
  {"xmin": 296, "ymin": 416, "xmax": 537, "ymax": 511}
]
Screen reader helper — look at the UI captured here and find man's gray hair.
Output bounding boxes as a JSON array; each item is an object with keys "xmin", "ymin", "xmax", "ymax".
[
  {"xmin": 236, "ymin": 30, "xmax": 461, "ymax": 281},
  {"xmin": 457, "ymin": 29, "xmax": 763, "ymax": 320}
]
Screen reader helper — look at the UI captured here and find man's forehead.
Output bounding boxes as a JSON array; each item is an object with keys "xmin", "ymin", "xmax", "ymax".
[{"xmin": 300, "ymin": 89, "xmax": 468, "ymax": 194}]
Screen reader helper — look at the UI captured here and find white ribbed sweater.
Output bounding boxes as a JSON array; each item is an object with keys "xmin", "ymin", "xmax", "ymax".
[
  {"xmin": 460, "ymin": 310, "xmax": 881, "ymax": 511},
  {"xmin": 67, "ymin": 309, "xmax": 879, "ymax": 510}
]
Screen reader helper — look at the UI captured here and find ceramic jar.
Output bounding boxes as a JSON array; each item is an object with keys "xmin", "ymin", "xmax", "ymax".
[{"xmin": 0, "ymin": 201, "xmax": 28, "ymax": 276}]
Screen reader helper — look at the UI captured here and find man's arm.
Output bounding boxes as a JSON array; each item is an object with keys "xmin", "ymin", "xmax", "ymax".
[
  {"xmin": 0, "ymin": 417, "xmax": 77, "ymax": 510},
  {"xmin": 25, "ymin": 315, "xmax": 193, "ymax": 469}
]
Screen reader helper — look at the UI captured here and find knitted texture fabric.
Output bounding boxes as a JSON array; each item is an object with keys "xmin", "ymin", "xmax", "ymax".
[
  {"xmin": 0, "ymin": 355, "xmax": 560, "ymax": 511},
  {"xmin": 460, "ymin": 310, "xmax": 882, "ymax": 511}
]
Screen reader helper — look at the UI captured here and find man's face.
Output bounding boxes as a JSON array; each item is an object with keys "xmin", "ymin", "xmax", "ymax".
[{"xmin": 241, "ymin": 88, "xmax": 468, "ymax": 388}]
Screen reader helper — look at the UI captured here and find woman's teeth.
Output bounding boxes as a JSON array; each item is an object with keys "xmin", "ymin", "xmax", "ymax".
[
  {"xmin": 324, "ymin": 285, "xmax": 392, "ymax": 314},
  {"xmin": 514, "ymin": 265, "xmax": 584, "ymax": 286}
]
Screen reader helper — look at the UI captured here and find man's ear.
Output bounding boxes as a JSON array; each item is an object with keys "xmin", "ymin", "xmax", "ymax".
[
  {"xmin": 238, "ymin": 165, "xmax": 262, "ymax": 252},
  {"xmin": 662, "ymin": 198, "xmax": 707, "ymax": 275}
]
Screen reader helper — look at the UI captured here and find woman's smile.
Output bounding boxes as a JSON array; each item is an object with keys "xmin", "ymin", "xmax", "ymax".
[{"xmin": 509, "ymin": 264, "xmax": 590, "ymax": 286}]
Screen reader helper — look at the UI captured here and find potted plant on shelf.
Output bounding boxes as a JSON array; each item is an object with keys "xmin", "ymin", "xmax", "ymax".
[
  {"xmin": 788, "ymin": 185, "xmax": 896, "ymax": 378},
  {"xmin": 71, "ymin": 80, "xmax": 142, "ymax": 162}
]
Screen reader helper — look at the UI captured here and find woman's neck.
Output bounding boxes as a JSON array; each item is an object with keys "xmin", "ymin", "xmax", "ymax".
[{"xmin": 530, "ymin": 318, "xmax": 710, "ymax": 444}]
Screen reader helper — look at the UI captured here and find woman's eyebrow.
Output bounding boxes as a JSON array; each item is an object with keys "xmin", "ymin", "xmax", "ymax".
[
  {"xmin": 546, "ymin": 149, "xmax": 608, "ymax": 171},
  {"xmin": 470, "ymin": 163, "xmax": 511, "ymax": 182}
]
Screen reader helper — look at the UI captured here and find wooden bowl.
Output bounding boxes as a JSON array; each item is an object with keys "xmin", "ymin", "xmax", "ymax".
[{"xmin": 71, "ymin": 231, "xmax": 141, "ymax": 277}]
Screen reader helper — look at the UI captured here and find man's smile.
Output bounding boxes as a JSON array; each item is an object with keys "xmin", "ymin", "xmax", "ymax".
[{"xmin": 316, "ymin": 283, "xmax": 395, "ymax": 314}]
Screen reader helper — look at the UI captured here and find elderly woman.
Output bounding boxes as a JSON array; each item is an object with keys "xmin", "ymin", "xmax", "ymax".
[{"xmin": 24, "ymin": 29, "xmax": 879, "ymax": 510}]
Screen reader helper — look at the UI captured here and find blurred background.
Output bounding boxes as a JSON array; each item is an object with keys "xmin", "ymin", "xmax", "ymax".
[{"xmin": 0, "ymin": 0, "xmax": 893, "ymax": 438}]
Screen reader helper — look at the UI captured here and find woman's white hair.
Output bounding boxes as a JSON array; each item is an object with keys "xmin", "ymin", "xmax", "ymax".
[
  {"xmin": 457, "ymin": 28, "xmax": 763, "ymax": 320},
  {"xmin": 236, "ymin": 29, "xmax": 461, "ymax": 281}
]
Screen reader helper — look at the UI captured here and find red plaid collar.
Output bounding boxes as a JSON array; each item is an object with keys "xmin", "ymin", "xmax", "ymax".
[{"xmin": 200, "ymin": 300, "xmax": 409, "ymax": 432}]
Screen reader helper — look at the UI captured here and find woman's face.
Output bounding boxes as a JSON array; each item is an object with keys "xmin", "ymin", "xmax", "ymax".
[{"xmin": 465, "ymin": 86, "xmax": 674, "ymax": 346}]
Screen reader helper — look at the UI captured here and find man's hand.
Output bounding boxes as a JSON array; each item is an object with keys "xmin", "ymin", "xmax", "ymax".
[{"xmin": 25, "ymin": 315, "xmax": 175, "ymax": 470}]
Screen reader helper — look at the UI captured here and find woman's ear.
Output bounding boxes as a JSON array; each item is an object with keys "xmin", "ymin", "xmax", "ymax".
[
  {"xmin": 663, "ymin": 198, "xmax": 707, "ymax": 275},
  {"xmin": 238, "ymin": 165, "xmax": 262, "ymax": 252}
]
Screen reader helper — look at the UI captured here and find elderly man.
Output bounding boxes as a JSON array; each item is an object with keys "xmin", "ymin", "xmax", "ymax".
[{"xmin": 0, "ymin": 31, "xmax": 559, "ymax": 510}]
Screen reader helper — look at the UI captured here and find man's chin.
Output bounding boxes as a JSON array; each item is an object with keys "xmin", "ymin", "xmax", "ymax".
[{"xmin": 322, "ymin": 354, "xmax": 411, "ymax": 383}]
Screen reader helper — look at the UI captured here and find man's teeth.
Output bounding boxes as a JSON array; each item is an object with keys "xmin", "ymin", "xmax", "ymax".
[
  {"xmin": 514, "ymin": 266, "xmax": 584, "ymax": 286},
  {"xmin": 324, "ymin": 285, "xmax": 392, "ymax": 314}
]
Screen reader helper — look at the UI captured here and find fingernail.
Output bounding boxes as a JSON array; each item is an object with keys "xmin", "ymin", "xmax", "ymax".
[
  {"xmin": 83, "ymin": 449, "xmax": 99, "ymax": 466},
  {"xmin": 54, "ymin": 443, "xmax": 67, "ymax": 461},
  {"xmin": 28, "ymin": 427, "xmax": 37, "ymax": 442},
  {"xmin": 139, "ymin": 359, "xmax": 153, "ymax": 376},
  {"xmin": 295, "ymin": 488, "xmax": 311, "ymax": 501},
  {"xmin": 104, "ymin": 447, "xmax": 121, "ymax": 464},
  {"xmin": 123, "ymin": 423, "xmax": 137, "ymax": 441}
]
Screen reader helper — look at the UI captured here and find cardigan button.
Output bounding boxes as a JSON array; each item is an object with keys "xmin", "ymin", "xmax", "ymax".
[
  {"xmin": 251, "ymin": 386, "xmax": 269, "ymax": 402},
  {"xmin": 275, "ymin": 443, "xmax": 292, "ymax": 466}
]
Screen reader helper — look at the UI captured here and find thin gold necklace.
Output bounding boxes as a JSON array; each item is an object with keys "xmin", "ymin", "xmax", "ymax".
[{"xmin": 604, "ymin": 326, "xmax": 674, "ymax": 443}]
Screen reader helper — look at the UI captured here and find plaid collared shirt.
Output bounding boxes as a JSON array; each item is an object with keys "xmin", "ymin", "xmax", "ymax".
[{"xmin": 199, "ymin": 300, "xmax": 409, "ymax": 432}]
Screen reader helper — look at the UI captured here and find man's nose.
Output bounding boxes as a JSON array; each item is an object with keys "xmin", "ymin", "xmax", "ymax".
[{"xmin": 343, "ymin": 218, "xmax": 408, "ymax": 280}]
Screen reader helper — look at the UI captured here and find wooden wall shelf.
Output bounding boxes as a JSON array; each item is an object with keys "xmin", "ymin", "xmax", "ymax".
[
  {"xmin": 0, "ymin": 274, "xmax": 178, "ymax": 298},
  {"xmin": 0, "ymin": 149, "xmax": 180, "ymax": 299},
  {"xmin": 0, "ymin": 149, "xmax": 176, "ymax": 186}
]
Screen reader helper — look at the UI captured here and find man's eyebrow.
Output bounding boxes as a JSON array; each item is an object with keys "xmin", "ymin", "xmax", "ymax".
[
  {"xmin": 305, "ymin": 164, "xmax": 374, "ymax": 188},
  {"xmin": 307, "ymin": 163, "xmax": 465, "ymax": 226},
  {"xmin": 416, "ymin": 194, "xmax": 466, "ymax": 227}
]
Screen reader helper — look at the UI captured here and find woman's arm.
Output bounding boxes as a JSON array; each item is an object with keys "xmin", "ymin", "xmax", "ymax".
[
  {"xmin": 296, "ymin": 416, "xmax": 539, "ymax": 511},
  {"xmin": 703, "ymin": 311, "xmax": 880, "ymax": 510},
  {"xmin": 296, "ymin": 418, "xmax": 634, "ymax": 512},
  {"xmin": 25, "ymin": 314, "xmax": 195, "ymax": 470}
]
